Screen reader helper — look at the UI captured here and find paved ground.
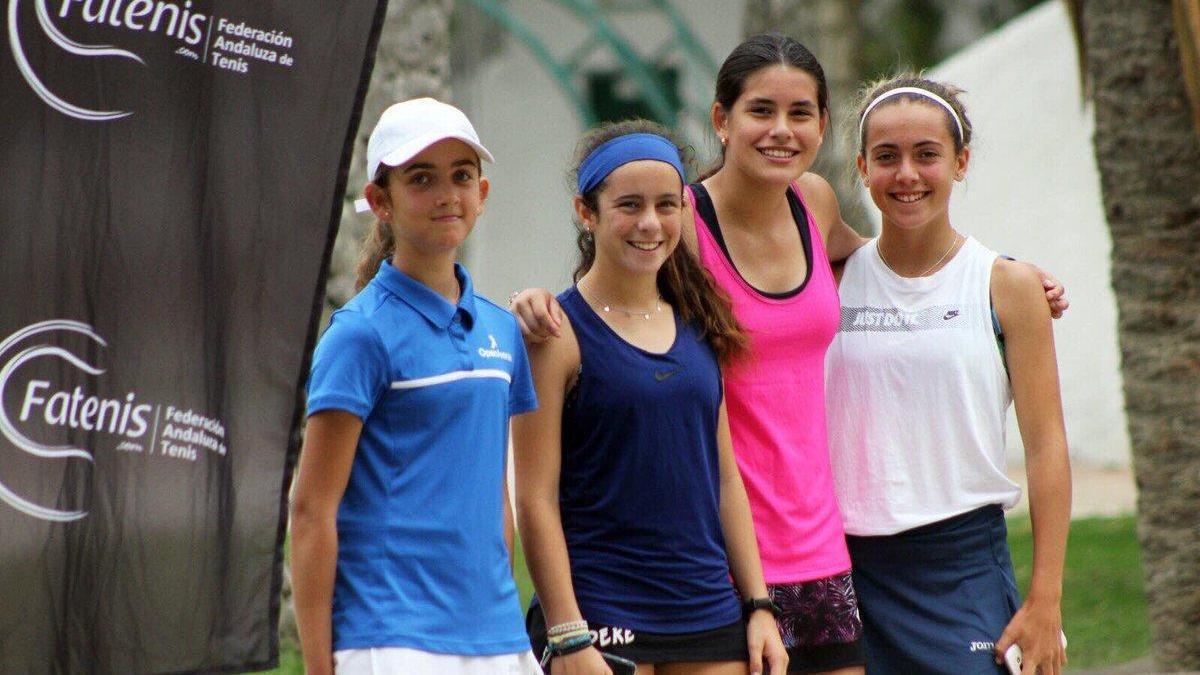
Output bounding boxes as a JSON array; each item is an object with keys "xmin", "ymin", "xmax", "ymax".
[{"xmin": 1006, "ymin": 464, "xmax": 1137, "ymax": 518}]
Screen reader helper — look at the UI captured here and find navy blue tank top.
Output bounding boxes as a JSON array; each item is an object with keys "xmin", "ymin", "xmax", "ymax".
[{"xmin": 556, "ymin": 286, "xmax": 740, "ymax": 632}]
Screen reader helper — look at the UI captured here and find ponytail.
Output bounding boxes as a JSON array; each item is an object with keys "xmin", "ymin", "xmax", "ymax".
[{"xmin": 354, "ymin": 173, "xmax": 395, "ymax": 291}]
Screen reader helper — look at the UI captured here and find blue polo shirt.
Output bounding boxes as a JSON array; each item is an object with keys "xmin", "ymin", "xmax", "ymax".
[{"xmin": 306, "ymin": 261, "xmax": 537, "ymax": 655}]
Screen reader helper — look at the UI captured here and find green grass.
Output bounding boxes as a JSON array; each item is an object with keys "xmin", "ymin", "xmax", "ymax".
[
  {"xmin": 1006, "ymin": 514, "xmax": 1150, "ymax": 669},
  {"xmin": 259, "ymin": 515, "xmax": 1148, "ymax": 673}
]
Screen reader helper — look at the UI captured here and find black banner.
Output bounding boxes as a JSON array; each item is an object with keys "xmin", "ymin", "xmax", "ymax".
[{"xmin": 0, "ymin": 1, "xmax": 386, "ymax": 671}]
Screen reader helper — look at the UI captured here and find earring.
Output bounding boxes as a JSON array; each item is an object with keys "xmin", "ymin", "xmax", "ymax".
[{"xmin": 720, "ymin": 135, "xmax": 727, "ymax": 146}]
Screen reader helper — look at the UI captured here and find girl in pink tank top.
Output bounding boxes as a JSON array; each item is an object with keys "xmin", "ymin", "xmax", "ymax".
[
  {"xmin": 687, "ymin": 36, "xmax": 870, "ymax": 674},
  {"xmin": 687, "ymin": 181, "xmax": 846, "ymax": 583}
]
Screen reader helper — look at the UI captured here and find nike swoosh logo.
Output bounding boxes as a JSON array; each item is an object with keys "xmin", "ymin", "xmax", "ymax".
[{"xmin": 653, "ymin": 370, "xmax": 677, "ymax": 382}]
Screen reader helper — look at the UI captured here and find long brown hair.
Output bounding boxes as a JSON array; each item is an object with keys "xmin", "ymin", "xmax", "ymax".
[
  {"xmin": 571, "ymin": 119, "xmax": 747, "ymax": 365},
  {"xmin": 354, "ymin": 171, "xmax": 394, "ymax": 292}
]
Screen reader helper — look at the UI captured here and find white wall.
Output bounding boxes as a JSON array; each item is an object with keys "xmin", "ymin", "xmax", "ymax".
[
  {"xmin": 453, "ymin": 0, "xmax": 745, "ymax": 304},
  {"xmin": 927, "ymin": 1, "xmax": 1131, "ymax": 466}
]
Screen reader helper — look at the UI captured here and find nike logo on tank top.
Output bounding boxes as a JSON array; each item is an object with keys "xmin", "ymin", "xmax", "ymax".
[{"xmin": 826, "ymin": 237, "xmax": 1022, "ymax": 537}]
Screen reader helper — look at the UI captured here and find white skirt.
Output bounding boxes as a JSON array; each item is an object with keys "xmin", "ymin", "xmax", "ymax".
[{"xmin": 334, "ymin": 646, "xmax": 542, "ymax": 675}]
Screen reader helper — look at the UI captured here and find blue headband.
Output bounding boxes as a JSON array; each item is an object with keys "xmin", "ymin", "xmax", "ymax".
[{"xmin": 576, "ymin": 133, "xmax": 685, "ymax": 195}]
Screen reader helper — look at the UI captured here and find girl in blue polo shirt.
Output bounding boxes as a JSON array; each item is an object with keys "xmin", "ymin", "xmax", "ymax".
[
  {"xmin": 513, "ymin": 120, "xmax": 789, "ymax": 675},
  {"xmin": 290, "ymin": 98, "xmax": 541, "ymax": 675}
]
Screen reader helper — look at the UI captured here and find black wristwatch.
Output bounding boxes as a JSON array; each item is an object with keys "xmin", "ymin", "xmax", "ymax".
[{"xmin": 742, "ymin": 596, "xmax": 782, "ymax": 619}]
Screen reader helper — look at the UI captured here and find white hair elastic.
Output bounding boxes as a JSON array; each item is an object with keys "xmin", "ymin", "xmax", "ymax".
[{"xmin": 857, "ymin": 86, "xmax": 964, "ymax": 147}]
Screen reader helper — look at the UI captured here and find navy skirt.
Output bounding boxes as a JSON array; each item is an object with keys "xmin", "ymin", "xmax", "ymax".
[{"xmin": 846, "ymin": 505, "xmax": 1020, "ymax": 675}]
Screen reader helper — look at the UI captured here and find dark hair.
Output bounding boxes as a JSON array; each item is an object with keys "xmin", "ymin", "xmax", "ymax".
[
  {"xmin": 856, "ymin": 74, "xmax": 973, "ymax": 155},
  {"xmin": 354, "ymin": 170, "xmax": 394, "ymax": 291},
  {"xmin": 570, "ymin": 119, "xmax": 747, "ymax": 365},
  {"xmin": 701, "ymin": 34, "xmax": 829, "ymax": 179},
  {"xmin": 715, "ymin": 33, "xmax": 828, "ymax": 115}
]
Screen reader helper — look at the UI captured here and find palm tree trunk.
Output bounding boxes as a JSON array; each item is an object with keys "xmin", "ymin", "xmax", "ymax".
[
  {"xmin": 1079, "ymin": 1, "xmax": 1200, "ymax": 668},
  {"xmin": 742, "ymin": 0, "xmax": 872, "ymax": 233}
]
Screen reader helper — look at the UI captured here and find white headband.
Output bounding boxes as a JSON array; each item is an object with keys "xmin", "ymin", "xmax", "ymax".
[{"xmin": 857, "ymin": 86, "xmax": 964, "ymax": 148}]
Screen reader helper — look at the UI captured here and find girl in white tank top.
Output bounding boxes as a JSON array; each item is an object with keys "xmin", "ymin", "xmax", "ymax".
[{"xmin": 827, "ymin": 77, "xmax": 1071, "ymax": 675}]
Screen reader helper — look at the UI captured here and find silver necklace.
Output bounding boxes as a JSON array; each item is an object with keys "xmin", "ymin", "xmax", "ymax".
[
  {"xmin": 879, "ymin": 232, "xmax": 961, "ymax": 277},
  {"xmin": 601, "ymin": 298, "xmax": 663, "ymax": 320}
]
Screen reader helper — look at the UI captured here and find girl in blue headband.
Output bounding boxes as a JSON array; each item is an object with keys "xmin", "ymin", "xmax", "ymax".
[{"xmin": 512, "ymin": 119, "xmax": 788, "ymax": 675}]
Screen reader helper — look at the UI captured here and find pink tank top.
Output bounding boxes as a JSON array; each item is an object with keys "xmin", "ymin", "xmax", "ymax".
[{"xmin": 687, "ymin": 182, "xmax": 850, "ymax": 583}]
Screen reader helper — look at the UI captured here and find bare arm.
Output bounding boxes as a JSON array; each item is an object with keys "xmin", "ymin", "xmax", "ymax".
[
  {"xmin": 290, "ymin": 410, "xmax": 362, "ymax": 675},
  {"xmin": 715, "ymin": 400, "xmax": 788, "ymax": 675},
  {"xmin": 1028, "ymin": 266, "xmax": 1070, "ymax": 319},
  {"xmin": 512, "ymin": 320, "xmax": 610, "ymax": 674},
  {"xmin": 991, "ymin": 260, "xmax": 1071, "ymax": 675},
  {"xmin": 796, "ymin": 172, "xmax": 868, "ymax": 263},
  {"xmin": 716, "ymin": 403, "xmax": 767, "ymax": 599}
]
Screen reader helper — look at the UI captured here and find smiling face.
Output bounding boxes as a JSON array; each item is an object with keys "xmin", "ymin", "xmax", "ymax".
[
  {"xmin": 577, "ymin": 159, "xmax": 683, "ymax": 278},
  {"xmin": 365, "ymin": 138, "xmax": 489, "ymax": 259},
  {"xmin": 713, "ymin": 64, "xmax": 827, "ymax": 186},
  {"xmin": 857, "ymin": 99, "xmax": 969, "ymax": 232}
]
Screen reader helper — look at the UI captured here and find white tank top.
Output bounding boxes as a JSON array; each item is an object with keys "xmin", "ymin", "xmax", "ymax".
[{"xmin": 827, "ymin": 236, "xmax": 1021, "ymax": 536}]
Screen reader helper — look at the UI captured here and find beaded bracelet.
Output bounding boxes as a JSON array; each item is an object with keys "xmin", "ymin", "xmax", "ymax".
[{"xmin": 547, "ymin": 619, "xmax": 589, "ymax": 637}]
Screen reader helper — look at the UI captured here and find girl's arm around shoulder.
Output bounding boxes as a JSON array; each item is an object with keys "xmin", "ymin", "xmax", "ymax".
[
  {"xmin": 991, "ymin": 258, "xmax": 1071, "ymax": 674},
  {"xmin": 511, "ymin": 289, "xmax": 565, "ymax": 344},
  {"xmin": 290, "ymin": 410, "xmax": 363, "ymax": 675},
  {"xmin": 796, "ymin": 171, "xmax": 867, "ymax": 263}
]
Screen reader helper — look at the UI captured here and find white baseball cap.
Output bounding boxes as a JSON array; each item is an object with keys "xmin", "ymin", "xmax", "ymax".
[{"xmin": 365, "ymin": 97, "xmax": 493, "ymax": 181}]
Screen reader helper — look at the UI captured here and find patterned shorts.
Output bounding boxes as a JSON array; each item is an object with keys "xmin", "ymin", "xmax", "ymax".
[{"xmin": 766, "ymin": 571, "xmax": 865, "ymax": 672}]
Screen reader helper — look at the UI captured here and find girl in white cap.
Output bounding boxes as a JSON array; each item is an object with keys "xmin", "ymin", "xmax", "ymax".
[{"xmin": 290, "ymin": 98, "xmax": 541, "ymax": 675}]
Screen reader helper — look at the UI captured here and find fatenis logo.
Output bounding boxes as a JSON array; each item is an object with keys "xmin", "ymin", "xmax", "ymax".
[
  {"xmin": 0, "ymin": 320, "xmax": 229, "ymax": 522},
  {"xmin": 8, "ymin": 0, "xmax": 298, "ymax": 121}
]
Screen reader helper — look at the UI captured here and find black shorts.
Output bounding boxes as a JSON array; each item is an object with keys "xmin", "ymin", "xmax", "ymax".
[
  {"xmin": 766, "ymin": 572, "xmax": 867, "ymax": 672},
  {"xmin": 526, "ymin": 604, "xmax": 748, "ymax": 667}
]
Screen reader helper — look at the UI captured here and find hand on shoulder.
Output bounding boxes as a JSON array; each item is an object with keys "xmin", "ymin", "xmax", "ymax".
[{"xmin": 992, "ymin": 258, "xmax": 1053, "ymax": 324}]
